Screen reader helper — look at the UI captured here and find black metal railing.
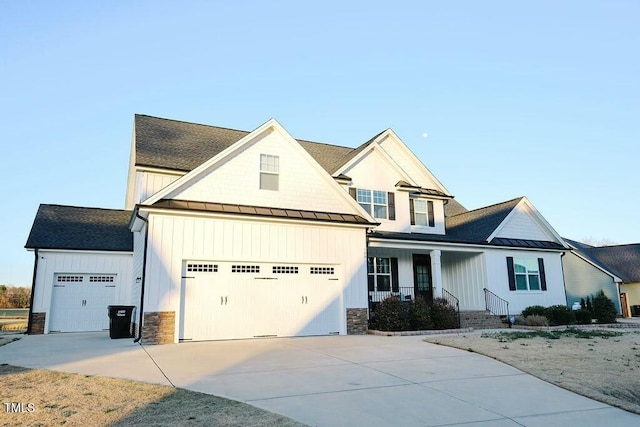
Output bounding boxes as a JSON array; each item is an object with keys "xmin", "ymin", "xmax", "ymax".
[
  {"xmin": 442, "ymin": 288, "xmax": 461, "ymax": 328},
  {"xmin": 483, "ymin": 288, "xmax": 511, "ymax": 328},
  {"xmin": 369, "ymin": 287, "xmax": 415, "ymax": 305}
]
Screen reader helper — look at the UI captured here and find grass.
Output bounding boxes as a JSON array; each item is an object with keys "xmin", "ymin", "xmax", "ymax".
[
  {"xmin": 427, "ymin": 328, "xmax": 640, "ymax": 415},
  {"xmin": 0, "ymin": 364, "xmax": 304, "ymax": 426}
]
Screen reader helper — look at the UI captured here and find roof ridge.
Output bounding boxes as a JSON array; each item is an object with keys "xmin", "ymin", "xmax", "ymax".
[
  {"xmin": 590, "ymin": 243, "xmax": 640, "ymax": 249},
  {"xmin": 39, "ymin": 203, "xmax": 131, "ymax": 213},
  {"xmin": 448, "ymin": 197, "xmax": 524, "ymax": 218},
  {"xmin": 136, "ymin": 114, "xmax": 358, "ymax": 150}
]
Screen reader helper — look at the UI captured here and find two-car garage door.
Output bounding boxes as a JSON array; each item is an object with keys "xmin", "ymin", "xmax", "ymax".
[{"xmin": 179, "ymin": 261, "xmax": 342, "ymax": 341}]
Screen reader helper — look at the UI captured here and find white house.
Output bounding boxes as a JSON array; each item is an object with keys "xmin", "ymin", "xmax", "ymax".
[{"xmin": 26, "ymin": 114, "xmax": 570, "ymax": 343}]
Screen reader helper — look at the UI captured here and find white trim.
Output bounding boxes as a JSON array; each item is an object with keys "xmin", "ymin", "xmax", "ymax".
[
  {"xmin": 487, "ymin": 198, "xmax": 569, "ymax": 248},
  {"xmin": 135, "ymin": 166, "xmax": 187, "ymax": 176},
  {"xmin": 26, "ymin": 248, "xmax": 133, "ymax": 255},
  {"xmin": 368, "ymin": 237, "xmax": 567, "ymax": 253}
]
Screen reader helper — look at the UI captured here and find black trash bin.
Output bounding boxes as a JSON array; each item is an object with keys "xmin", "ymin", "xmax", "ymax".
[
  {"xmin": 631, "ymin": 305, "xmax": 640, "ymax": 317},
  {"xmin": 107, "ymin": 305, "xmax": 134, "ymax": 339}
]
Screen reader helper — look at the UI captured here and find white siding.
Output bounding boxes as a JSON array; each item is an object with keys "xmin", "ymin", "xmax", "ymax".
[
  {"xmin": 31, "ymin": 250, "xmax": 133, "ymax": 333},
  {"xmin": 170, "ymin": 131, "xmax": 350, "ymax": 213},
  {"xmin": 134, "ymin": 171, "xmax": 182, "ymax": 205},
  {"xmin": 494, "ymin": 206, "xmax": 554, "ymax": 241},
  {"xmin": 143, "ymin": 212, "xmax": 367, "ymax": 341},
  {"xmin": 620, "ymin": 282, "xmax": 640, "ymax": 307},
  {"xmin": 484, "ymin": 249, "xmax": 566, "ymax": 314},
  {"xmin": 441, "ymin": 252, "xmax": 487, "ymax": 310},
  {"xmin": 131, "ymin": 229, "xmax": 146, "ymax": 307}
]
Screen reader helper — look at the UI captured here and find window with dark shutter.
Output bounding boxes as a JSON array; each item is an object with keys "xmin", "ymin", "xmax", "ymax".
[
  {"xmin": 349, "ymin": 187, "xmax": 357, "ymax": 200},
  {"xmin": 538, "ymin": 258, "xmax": 547, "ymax": 291},
  {"xmin": 427, "ymin": 201, "xmax": 435, "ymax": 227},
  {"xmin": 410, "ymin": 199, "xmax": 415, "ymax": 225},
  {"xmin": 391, "ymin": 257, "xmax": 399, "ymax": 292},
  {"xmin": 507, "ymin": 257, "xmax": 516, "ymax": 291},
  {"xmin": 388, "ymin": 192, "xmax": 395, "ymax": 220}
]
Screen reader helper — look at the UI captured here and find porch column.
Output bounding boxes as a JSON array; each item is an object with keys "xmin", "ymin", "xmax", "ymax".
[{"xmin": 431, "ymin": 249, "xmax": 443, "ymax": 299}]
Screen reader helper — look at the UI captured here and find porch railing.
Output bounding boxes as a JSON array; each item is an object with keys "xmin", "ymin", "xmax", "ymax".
[
  {"xmin": 441, "ymin": 288, "xmax": 461, "ymax": 329},
  {"xmin": 483, "ymin": 288, "xmax": 511, "ymax": 328},
  {"xmin": 369, "ymin": 287, "xmax": 415, "ymax": 306}
]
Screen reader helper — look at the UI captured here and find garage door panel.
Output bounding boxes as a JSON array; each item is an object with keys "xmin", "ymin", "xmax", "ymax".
[{"xmin": 180, "ymin": 261, "xmax": 342, "ymax": 341}]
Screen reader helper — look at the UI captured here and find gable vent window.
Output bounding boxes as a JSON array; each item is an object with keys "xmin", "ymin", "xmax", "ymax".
[
  {"xmin": 260, "ymin": 154, "xmax": 279, "ymax": 191},
  {"xmin": 232, "ymin": 265, "xmax": 260, "ymax": 273},
  {"xmin": 89, "ymin": 276, "xmax": 115, "ymax": 283},
  {"xmin": 187, "ymin": 263, "xmax": 218, "ymax": 273},
  {"xmin": 411, "ymin": 199, "xmax": 435, "ymax": 227},
  {"xmin": 57, "ymin": 275, "xmax": 84, "ymax": 283},
  {"xmin": 273, "ymin": 266, "xmax": 299, "ymax": 274},
  {"xmin": 310, "ymin": 266, "xmax": 335, "ymax": 275}
]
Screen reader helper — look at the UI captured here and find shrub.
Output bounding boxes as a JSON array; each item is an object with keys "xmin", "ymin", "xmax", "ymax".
[
  {"xmin": 409, "ymin": 296, "xmax": 432, "ymax": 330},
  {"xmin": 521, "ymin": 305, "xmax": 547, "ymax": 318},
  {"xmin": 574, "ymin": 308, "xmax": 592, "ymax": 325},
  {"xmin": 369, "ymin": 296, "xmax": 410, "ymax": 331},
  {"xmin": 429, "ymin": 298, "xmax": 459, "ymax": 330},
  {"xmin": 544, "ymin": 305, "xmax": 575, "ymax": 326},
  {"xmin": 514, "ymin": 314, "xmax": 548, "ymax": 326},
  {"xmin": 592, "ymin": 290, "xmax": 617, "ymax": 324}
]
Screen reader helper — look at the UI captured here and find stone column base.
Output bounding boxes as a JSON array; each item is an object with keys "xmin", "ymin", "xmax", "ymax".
[
  {"xmin": 141, "ymin": 312, "xmax": 175, "ymax": 344},
  {"xmin": 346, "ymin": 308, "xmax": 368, "ymax": 335},
  {"xmin": 29, "ymin": 312, "xmax": 46, "ymax": 334}
]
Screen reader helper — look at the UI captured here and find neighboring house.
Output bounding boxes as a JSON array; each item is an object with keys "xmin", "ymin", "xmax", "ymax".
[
  {"xmin": 563, "ymin": 239, "xmax": 640, "ymax": 317},
  {"xmin": 25, "ymin": 114, "xmax": 570, "ymax": 344}
]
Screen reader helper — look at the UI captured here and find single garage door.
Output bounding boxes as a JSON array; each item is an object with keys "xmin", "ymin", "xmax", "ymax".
[
  {"xmin": 179, "ymin": 261, "xmax": 342, "ymax": 341},
  {"xmin": 49, "ymin": 274, "xmax": 117, "ymax": 332}
]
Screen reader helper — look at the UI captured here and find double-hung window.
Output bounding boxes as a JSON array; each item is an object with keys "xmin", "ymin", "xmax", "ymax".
[
  {"xmin": 357, "ymin": 189, "xmax": 388, "ymax": 219},
  {"xmin": 260, "ymin": 154, "xmax": 279, "ymax": 191},
  {"xmin": 412, "ymin": 199, "xmax": 435, "ymax": 227},
  {"xmin": 507, "ymin": 257, "xmax": 547, "ymax": 291},
  {"xmin": 368, "ymin": 257, "xmax": 391, "ymax": 291}
]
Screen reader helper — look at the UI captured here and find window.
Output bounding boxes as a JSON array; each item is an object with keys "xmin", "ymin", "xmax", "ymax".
[
  {"xmin": 357, "ymin": 189, "xmax": 388, "ymax": 219},
  {"xmin": 231, "ymin": 265, "xmax": 260, "ymax": 273},
  {"xmin": 310, "ymin": 266, "xmax": 334, "ymax": 275},
  {"xmin": 57, "ymin": 275, "xmax": 83, "ymax": 282},
  {"xmin": 260, "ymin": 154, "xmax": 279, "ymax": 191},
  {"xmin": 187, "ymin": 263, "xmax": 218, "ymax": 273},
  {"xmin": 412, "ymin": 199, "xmax": 435, "ymax": 227},
  {"xmin": 273, "ymin": 266, "xmax": 299, "ymax": 274},
  {"xmin": 368, "ymin": 257, "xmax": 391, "ymax": 291},
  {"xmin": 507, "ymin": 257, "xmax": 546, "ymax": 291}
]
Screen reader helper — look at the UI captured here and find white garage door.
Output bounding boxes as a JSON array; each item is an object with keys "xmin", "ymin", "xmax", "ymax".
[
  {"xmin": 49, "ymin": 274, "xmax": 117, "ymax": 332},
  {"xmin": 179, "ymin": 261, "xmax": 342, "ymax": 341}
]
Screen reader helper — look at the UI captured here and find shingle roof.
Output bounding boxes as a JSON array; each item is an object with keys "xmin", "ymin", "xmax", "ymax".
[
  {"xmin": 445, "ymin": 197, "xmax": 523, "ymax": 242},
  {"xmin": 134, "ymin": 114, "xmax": 358, "ymax": 174},
  {"xmin": 25, "ymin": 205, "xmax": 133, "ymax": 251},
  {"xmin": 568, "ymin": 240, "xmax": 640, "ymax": 282},
  {"xmin": 150, "ymin": 199, "xmax": 374, "ymax": 226},
  {"xmin": 444, "ymin": 199, "xmax": 468, "ymax": 217}
]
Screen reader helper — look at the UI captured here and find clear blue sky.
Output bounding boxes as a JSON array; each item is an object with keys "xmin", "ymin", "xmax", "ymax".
[{"xmin": 1, "ymin": 1, "xmax": 638, "ymax": 287}]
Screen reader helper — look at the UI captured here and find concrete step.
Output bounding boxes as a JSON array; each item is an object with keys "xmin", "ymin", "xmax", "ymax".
[{"xmin": 460, "ymin": 310, "xmax": 510, "ymax": 329}]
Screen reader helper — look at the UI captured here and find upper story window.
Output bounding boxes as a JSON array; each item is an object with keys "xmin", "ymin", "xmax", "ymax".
[
  {"xmin": 260, "ymin": 154, "xmax": 279, "ymax": 191},
  {"xmin": 507, "ymin": 257, "xmax": 547, "ymax": 291},
  {"xmin": 356, "ymin": 189, "xmax": 387, "ymax": 219},
  {"xmin": 410, "ymin": 199, "xmax": 435, "ymax": 227}
]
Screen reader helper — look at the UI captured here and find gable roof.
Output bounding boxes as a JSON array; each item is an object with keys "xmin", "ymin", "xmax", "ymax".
[
  {"xmin": 567, "ymin": 239, "xmax": 640, "ymax": 282},
  {"xmin": 25, "ymin": 205, "xmax": 133, "ymax": 252},
  {"xmin": 445, "ymin": 198, "xmax": 523, "ymax": 242},
  {"xmin": 134, "ymin": 114, "xmax": 357, "ymax": 175}
]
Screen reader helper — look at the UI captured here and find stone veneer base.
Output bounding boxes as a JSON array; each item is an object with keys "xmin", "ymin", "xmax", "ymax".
[
  {"xmin": 142, "ymin": 311, "xmax": 175, "ymax": 344},
  {"xmin": 346, "ymin": 308, "xmax": 368, "ymax": 335}
]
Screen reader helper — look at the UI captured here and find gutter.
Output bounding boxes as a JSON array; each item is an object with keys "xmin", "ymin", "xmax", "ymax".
[
  {"xmin": 26, "ymin": 249, "xmax": 38, "ymax": 334},
  {"xmin": 133, "ymin": 212, "xmax": 149, "ymax": 343}
]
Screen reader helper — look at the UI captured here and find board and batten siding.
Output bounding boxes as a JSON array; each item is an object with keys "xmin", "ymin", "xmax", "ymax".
[
  {"xmin": 142, "ymin": 212, "xmax": 368, "ymax": 340},
  {"xmin": 31, "ymin": 250, "xmax": 133, "ymax": 333},
  {"xmin": 133, "ymin": 171, "xmax": 182, "ymax": 206},
  {"xmin": 441, "ymin": 252, "xmax": 488, "ymax": 310},
  {"xmin": 484, "ymin": 249, "xmax": 566, "ymax": 314},
  {"xmin": 131, "ymin": 229, "xmax": 146, "ymax": 307},
  {"xmin": 562, "ymin": 251, "xmax": 621, "ymax": 314}
]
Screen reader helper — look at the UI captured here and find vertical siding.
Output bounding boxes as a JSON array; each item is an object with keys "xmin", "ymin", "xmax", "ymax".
[
  {"xmin": 32, "ymin": 250, "xmax": 133, "ymax": 333},
  {"xmin": 441, "ymin": 252, "xmax": 487, "ymax": 310},
  {"xmin": 484, "ymin": 249, "xmax": 566, "ymax": 313},
  {"xmin": 131, "ymin": 229, "xmax": 145, "ymax": 307},
  {"xmin": 144, "ymin": 213, "xmax": 368, "ymax": 338},
  {"xmin": 562, "ymin": 252, "xmax": 621, "ymax": 313},
  {"xmin": 131, "ymin": 171, "xmax": 182, "ymax": 205}
]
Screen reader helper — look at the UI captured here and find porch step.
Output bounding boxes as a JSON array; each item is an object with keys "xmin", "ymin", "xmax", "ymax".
[{"xmin": 460, "ymin": 310, "xmax": 510, "ymax": 329}]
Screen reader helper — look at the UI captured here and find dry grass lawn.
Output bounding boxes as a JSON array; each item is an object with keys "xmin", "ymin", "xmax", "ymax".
[
  {"xmin": 427, "ymin": 328, "xmax": 640, "ymax": 414},
  {"xmin": 0, "ymin": 363, "xmax": 303, "ymax": 426}
]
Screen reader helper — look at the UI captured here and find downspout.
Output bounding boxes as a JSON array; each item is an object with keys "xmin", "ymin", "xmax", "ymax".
[
  {"xmin": 133, "ymin": 212, "xmax": 149, "ymax": 343},
  {"xmin": 26, "ymin": 249, "xmax": 38, "ymax": 334}
]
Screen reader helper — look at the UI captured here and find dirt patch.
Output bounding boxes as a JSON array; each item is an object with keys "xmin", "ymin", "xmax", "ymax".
[
  {"xmin": 426, "ymin": 328, "xmax": 640, "ymax": 414},
  {"xmin": 0, "ymin": 364, "xmax": 304, "ymax": 426}
]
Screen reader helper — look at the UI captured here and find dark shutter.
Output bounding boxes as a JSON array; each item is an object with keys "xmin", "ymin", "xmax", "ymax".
[
  {"xmin": 368, "ymin": 275, "xmax": 375, "ymax": 292},
  {"xmin": 538, "ymin": 258, "xmax": 547, "ymax": 291},
  {"xmin": 388, "ymin": 192, "xmax": 395, "ymax": 220},
  {"xmin": 506, "ymin": 257, "xmax": 516, "ymax": 291},
  {"xmin": 349, "ymin": 187, "xmax": 357, "ymax": 200},
  {"xmin": 427, "ymin": 201, "xmax": 435, "ymax": 227},
  {"xmin": 409, "ymin": 199, "xmax": 415, "ymax": 225},
  {"xmin": 391, "ymin": 257, "xmax": 399, "ymax": 292}
]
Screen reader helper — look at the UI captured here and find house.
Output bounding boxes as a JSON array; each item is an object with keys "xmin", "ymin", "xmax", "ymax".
[
  {"xmin": 563, "ymin": 239, "xmax": 640, "ymax": 317},
  {"xmin": 25, "ymin": 114, "xmax": 570, "ymax": 344}
]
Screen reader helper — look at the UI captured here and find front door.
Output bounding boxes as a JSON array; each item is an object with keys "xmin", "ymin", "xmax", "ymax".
[{"xmin": 413, "ymin": 254, "xmax": 432, "ymax": 302}]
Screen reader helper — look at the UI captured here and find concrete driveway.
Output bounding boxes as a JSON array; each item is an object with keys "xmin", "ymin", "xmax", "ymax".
[{"xmin": 1, "ymin": 332, "xmax": 638, "ymax": 426}]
